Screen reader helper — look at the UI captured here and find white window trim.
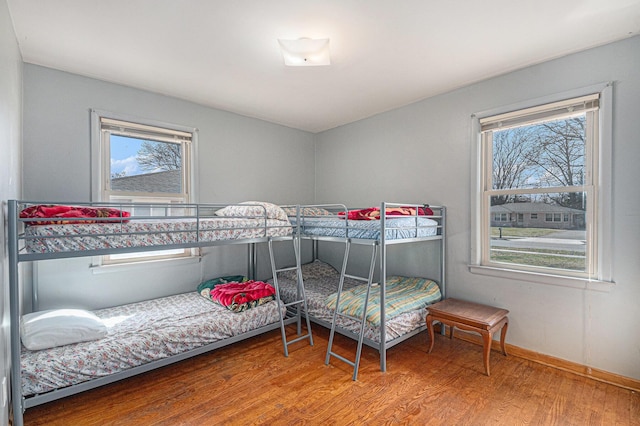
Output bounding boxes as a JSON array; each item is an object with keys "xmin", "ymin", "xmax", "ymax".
[
  {"xmin": 469, "ymin": 82, "xmax": 614, "ymax": 291},
  {"xmin": 90, "ymin": 109, "xmax": 200, "ymax": 270},
  {"xmin": 90, "ymin": 109, "xmax": 199, "ymax": 202},
  {"xmin": 90, "ymin": 254, "xmax": 202, "ymax": 275}
]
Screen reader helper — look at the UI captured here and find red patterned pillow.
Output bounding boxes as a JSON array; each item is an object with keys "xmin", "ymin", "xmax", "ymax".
[
  {"xmin": 339, "ymin": 206, "xmax": 434, "ymax": 220},
  {"xmin": 20, "ymin": 205, "xmax": 131, "ymax": 225}
]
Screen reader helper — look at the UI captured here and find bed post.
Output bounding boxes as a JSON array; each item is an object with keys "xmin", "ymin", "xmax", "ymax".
[
  {"xmin": 248, "ymin": 243, "xmax": 256, "ymax": 280},
  {"xmin": 379, "ymin": 202, "xmax": 387, "ymax": 372},
  {"xmin": 439, "ymin": 206, "xmax": 447, "ymax": 337},
  {"xmin": 8, "ymin": 200, "xmax": 25, "ymax": 426},
  {"xmin": 440, "ymin": 206, "xmax": 446, "ymax": 299}
]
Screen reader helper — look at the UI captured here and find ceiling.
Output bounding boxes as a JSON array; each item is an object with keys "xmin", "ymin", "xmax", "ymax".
[{"xmin": 7, "ymin": 1, "xmax": 640, "ymax": 133}]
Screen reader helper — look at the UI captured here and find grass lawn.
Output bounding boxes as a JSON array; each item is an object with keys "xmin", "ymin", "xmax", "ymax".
[
  {"xmin": 491, "ymin": 227, "xmax": 557, "ymax": 238},
  {"xmin": 490, "ymin": 247, "xmax": 585, "ymax": 271},
  {"xmin": 490, "ymin": 227, "xmax": 585, "ymax": 271}
]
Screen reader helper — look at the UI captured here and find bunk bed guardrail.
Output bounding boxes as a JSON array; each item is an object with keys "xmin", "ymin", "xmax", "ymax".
[
  {"xmin": 7, "ymin": 199, "xmax": 310, "ymax": 426},
  {"xmin": 281, "ymin": 202, "xmax": 446, "ymax": 378},
  {"xmin": 12, "ymin": 200, "xmax": 294, "ymax": 261}
]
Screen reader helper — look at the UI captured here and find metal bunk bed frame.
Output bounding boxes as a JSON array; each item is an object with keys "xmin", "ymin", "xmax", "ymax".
[
  {"xmin": 7, "ymin": 200, "xmax": 312, "ymax": 426},
  {"xmin": 299, "ymin": 202, "xmax": 446, "ymax": 378}
]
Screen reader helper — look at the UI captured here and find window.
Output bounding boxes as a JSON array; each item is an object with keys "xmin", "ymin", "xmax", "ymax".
[
  {"xmin": 494, "ymin": 213, "xmax": 508, "ymax": 222},
  {"xmin": 471, "ymin": 83, "xmax": 613, "ymax": 286},
  {"xmin": 545, "ymin": 213, "xmax": 562, "ymax": 223},
  {"xmin": 91, "ymin": 111, "xmax": 198, "ymax": 264}
]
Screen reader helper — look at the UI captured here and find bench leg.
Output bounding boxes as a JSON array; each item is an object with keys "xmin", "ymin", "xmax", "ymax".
[
  {"xmin": 500, "ymin": 319, "xmax": 509, "ymax": 356},
  {"xmin": 481, "ymin": 330, "xmax": 492, "ymax": 376},
  {"xmin": 426, "ymin": 315, "xmax": 435, "ymax": 354}
]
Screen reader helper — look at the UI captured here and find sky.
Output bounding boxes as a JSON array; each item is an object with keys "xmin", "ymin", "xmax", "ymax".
[{"xmin": 110, "ymin": 135, "xmax": 145, "ymax": 176}]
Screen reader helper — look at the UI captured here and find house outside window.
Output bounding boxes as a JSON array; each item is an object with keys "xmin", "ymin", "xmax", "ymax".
[
  {"xmin": 494, "ymin": 213, "xmax": 509, "ymax": 222},
  {"xmin": 492, "ymin": 203, "xmax": 581, "ymax": 229},
  {"xmin": 545, "ymin": 213, "xmax": 563, "ymax": 223},
  {"xmin": 472, "ymin": 84, "xmax": 613, "ymax": 285},
  {"xmin": 91, "ymin": 111, "xmax": 198, "ymax": 264}
]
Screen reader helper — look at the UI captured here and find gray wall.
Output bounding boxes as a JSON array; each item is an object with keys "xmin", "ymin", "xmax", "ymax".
[
  {"xmin": 22, "ymin": 64, "xmax": 315, "ymax": 309},
  {"xmin": 315, "ymin": 36, "xmax": 640, "ymax": 381},
  {"xmin": 0, "ymin": 0, "xmax": 22, "ymax": 424},
  {"xmin": 23, "ymin": 65, "xmax": 315, "ymax": 204},
  {"xmin": 14, "ymin": 28, "xmax": 640, "ymax": 391}
]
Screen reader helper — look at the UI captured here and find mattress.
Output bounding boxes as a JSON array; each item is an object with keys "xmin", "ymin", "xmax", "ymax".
[
  {"xmin": 21, "ymin": 292, "xmax": 285, "ymax": 396},
  {"xmin": 293, "ymin": 216, "xmax": 438, "ymax": 240},
  {"xmin": 272, "ymin": 260, "xmax": 441, "ymax": 343},
  {"xmin": 23, "ymin": 217, "xmax": 292, "ymax": 254}
]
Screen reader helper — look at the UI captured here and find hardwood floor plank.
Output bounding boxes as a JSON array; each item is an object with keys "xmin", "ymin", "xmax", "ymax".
[
  {"xmin": 631, "ymin": 387, "xmax": 640, "ymax": 426},
  {"xmin": 22, "ymin": 325, "xmax": 640, "ymax": 425}
]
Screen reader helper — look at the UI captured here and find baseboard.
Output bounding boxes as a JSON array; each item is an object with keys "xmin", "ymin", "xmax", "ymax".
[{"xmin": 440, "ymin": 325, "xmax": 640, "ymax": 392}]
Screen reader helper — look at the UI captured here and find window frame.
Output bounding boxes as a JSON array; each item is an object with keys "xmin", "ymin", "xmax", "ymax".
[
  {"xmin": 90, "ymin": 109, "xmax": 199, "ymax": 267},
  {"xmin": 469, "ymin": 83, "xmax": 614, "ymax": 290}
]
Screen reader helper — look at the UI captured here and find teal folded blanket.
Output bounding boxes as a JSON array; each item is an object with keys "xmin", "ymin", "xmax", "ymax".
[{"xmin": 325, "ymin": 276, "xmax": 441, "ymax": 327}]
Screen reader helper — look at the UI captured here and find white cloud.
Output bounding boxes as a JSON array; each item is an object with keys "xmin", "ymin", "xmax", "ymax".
[{"xmin": 111, "ymin": 156, "xmax": 140, "ymax": 176}]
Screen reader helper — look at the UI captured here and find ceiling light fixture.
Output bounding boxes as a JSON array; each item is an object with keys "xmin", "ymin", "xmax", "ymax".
[{"xmin": 277, "ymin": 38, "xmax": 330, "ymax": 66}]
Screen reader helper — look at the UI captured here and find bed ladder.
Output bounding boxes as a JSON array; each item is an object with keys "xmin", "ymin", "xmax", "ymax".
[
  {"xmin": 325, "ymin": 239, "xmax": 378, "ymax": 381},
  {"xmin": 268, "ymin": 236, "xmax": 313, "ymax": 357}
]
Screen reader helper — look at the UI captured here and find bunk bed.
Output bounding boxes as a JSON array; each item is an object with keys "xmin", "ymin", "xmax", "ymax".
[
  {"xmin": 7, "ymin": 200, "xmax": 312, "ymax": 426},
  {"xmin": 277, "ymin": 202, "xmax": 445, "ymax": 379}
]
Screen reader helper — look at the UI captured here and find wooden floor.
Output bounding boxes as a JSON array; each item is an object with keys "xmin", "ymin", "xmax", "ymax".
[{"xmin": 22, "ymin": 325, "xmax": 640, "ymax": 426}]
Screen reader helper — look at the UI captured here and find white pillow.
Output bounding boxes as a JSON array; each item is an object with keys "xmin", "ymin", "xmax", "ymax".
[
  {"xmin": 215, "ymin": 201, "xmax": 288, "ymax": 222},
  {"xmin": 20, "ymin": 309, "xmax": 108, "ymax": 350}
]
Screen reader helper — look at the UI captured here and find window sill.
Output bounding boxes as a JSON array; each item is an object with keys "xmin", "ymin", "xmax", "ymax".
[
  {"xmin": 468, "ymin": 264, "xmax": 614, "ymax": 292},
  {"xmin": 91, "ymin": 255, "xmax": 202, "ymax": 275}
]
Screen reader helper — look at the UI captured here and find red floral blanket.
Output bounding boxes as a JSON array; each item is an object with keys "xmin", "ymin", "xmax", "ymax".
[
  {"xmin": 209, "ymin": 281, "xmax": 276, "ymax": 312},
  {"xmin": 20, "ymin": 204, "xmax": 131, "ymax": 225},
  {"xmin": 338, "ymin": 206, "xmax": 434, "ymax": 220}
]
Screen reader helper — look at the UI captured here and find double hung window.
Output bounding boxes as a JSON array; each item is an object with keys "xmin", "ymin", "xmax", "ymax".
[
  {"xmin": 91, "ymin": 111, "xmax": 197, "ymax": 264},
  {"xmin": 472, "ymin": 84, "xmax": 612, "ymax": 285}
]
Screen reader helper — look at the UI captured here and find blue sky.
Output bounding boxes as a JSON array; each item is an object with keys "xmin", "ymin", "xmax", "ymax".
[{"xmin": 110, "ymin": 135, "xmax": 145, "ymax": 176}]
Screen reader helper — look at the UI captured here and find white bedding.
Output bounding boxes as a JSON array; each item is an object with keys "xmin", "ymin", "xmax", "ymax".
[
  {"xmin": 292, "ymin": 216, "xmax": 438, "ymax": 240},
  {"xmin": 23, "ymin": 217, "xmax": 292, "ymax": 254},
  {"xmin": 21, "ymin": 292, "xmax": 285, "ymax": 397}
]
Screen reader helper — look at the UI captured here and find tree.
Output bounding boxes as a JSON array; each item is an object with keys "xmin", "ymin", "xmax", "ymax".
[
  {"xmin": 490, "ymin": 116, "xmax": 587, "ymax": 210},
  {"xmin": 491, "ymin": 126, "xmax": 535, "ymax": 205},
  {"xmin": 525, "ymin": 117, "xmax": 586, "ymax": 209},
  {"xmin": 137, "ymin": 140, "xmax": 181, "ymax": 172}
]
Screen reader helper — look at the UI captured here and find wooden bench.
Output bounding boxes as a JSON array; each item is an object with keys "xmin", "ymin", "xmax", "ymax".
[{"xmin": 426, "ymin": 298, "xmax": 509, "ymax": 376}]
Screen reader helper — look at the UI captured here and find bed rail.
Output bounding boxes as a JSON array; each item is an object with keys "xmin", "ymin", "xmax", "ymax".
[
  {"xmin": 285, "ymin": 201, "xmax": 446, "ymax": 376},
  {"xmin": 287, "ymin": 202, "xmax": 444, "ymax": 244},
  {"xmin": 7, "ymin": 199, "xmax": 307, "ymax": 426},
  {"xmin": 10, "ymin": 200, "xmax": 293, "ymax": 261}
]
